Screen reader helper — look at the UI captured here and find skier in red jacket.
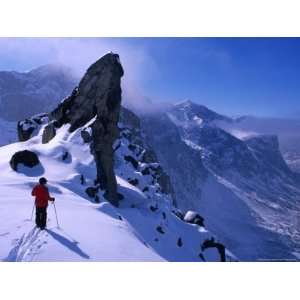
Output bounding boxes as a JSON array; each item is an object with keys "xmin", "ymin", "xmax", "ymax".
[{"xmin": 32, "ymin": 177, "xmax": 55, "ymax": 229}]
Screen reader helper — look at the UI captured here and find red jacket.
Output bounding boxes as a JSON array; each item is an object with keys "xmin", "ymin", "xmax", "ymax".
[{"xmin": 32, "ymin": 184, "xmax": 51, "ymax": 208}]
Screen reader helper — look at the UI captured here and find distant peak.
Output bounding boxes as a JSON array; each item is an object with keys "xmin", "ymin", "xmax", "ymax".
[
  {"xmin": 171, "ymin": 100, "xmax": 232, "ymax": 123},
  {"xmin": 28, "ymin": 64, "xmax": 73, "ymax": 75},
  {"xmin": 175, "ymin": 99, "xmax": 195, "ymax": 107}
]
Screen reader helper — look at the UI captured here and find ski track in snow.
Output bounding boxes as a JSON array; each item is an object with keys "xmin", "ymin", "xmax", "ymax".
[
  {"xmin": 2, "ymin": 217, "xmax": 58, "ymax": 262},
  {"xmin": 4, "ymin": 227, "xmax": 47, "ymax": 262}
]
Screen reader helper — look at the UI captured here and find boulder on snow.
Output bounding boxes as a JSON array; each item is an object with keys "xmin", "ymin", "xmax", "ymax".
[
  {"xmin": 142, "ymin": 186, "xmax": 149, "ymax": 193},
  {"xmin": 184, "ymin": 211, "xmax": 205, "ymax": 227},
  {"xmin": 177, "ymin": 237, "xmax": 183, "ymax": 247},
  {"xmin": 128, "ymin": 178, "xmax": 139, "ymax": 186},
  {"xmin": 62, "ymin": 151, "xmax": 69, "ymax": 161},
  {"xmin": 80, "ymin": 174, "xmax": 85, "ymax": 185},
  {"xmin": 17, "ymin": 114, "xmax": 49, "ymax": 142},
  {"xmin": 81, "ymin": 129, "xmax": 92, "ymax": 143},
  {"xmin": 10, "ymin": 150, "xmax": 40, "ymax": 171},
  {"xmin": 149, "ymin": 205, "xmax": 158, "ymax": 212},
  {"xmin": 156, "ymin": 226, "xmax": 165, "ymax": 234},
  {"xmin": 42, "ymin": 122, "xmax": 56, "ymax": 144},
  {"xmin": 124, "ymin": 155, "xmax": 139, "ymax": 169},
  {"xmin": 85, "ymin": 186, "xmax": 98, "ymax": 198},
  {"xmin": 141, "ymin": 167, "xmax": 151, "ymax": 175},
  {"xmin": 141, "ymin": 149, "xmax": 157, "ymax": 164},
  {"xmin": 17, "ymin": 120, "xmax": 36, "ymax": 141}
]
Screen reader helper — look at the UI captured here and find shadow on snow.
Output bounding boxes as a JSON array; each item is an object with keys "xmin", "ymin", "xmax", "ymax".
[{"xmin": 46, "ymin": 229, "xmax": 90, "ymax": 259}]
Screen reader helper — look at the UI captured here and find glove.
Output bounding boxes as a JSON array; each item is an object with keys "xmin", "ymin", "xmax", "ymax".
[{"xmin": 50, "ymin": 197, "xmax": 55, "ymax": 202}]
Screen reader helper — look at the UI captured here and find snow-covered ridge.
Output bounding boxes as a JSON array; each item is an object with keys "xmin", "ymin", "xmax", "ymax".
[{"xmin": 0, "ymin": 118, "xmax": 233, "ymax": 261}]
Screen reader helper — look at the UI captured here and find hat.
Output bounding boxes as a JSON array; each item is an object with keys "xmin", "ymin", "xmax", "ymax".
[{"xmin": 39, "ymin": 177, "xmax": 48, "ymax": 184}]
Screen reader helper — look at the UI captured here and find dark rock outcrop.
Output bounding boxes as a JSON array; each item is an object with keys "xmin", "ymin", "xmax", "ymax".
[
  {"xmin": 17, "ymin": 121, "xmax": 35, "ymax": 141},
  {"xmin": 17, "ymin": 113, "xmax": 48, "ymax": 142},
  {"xmin": 177, "ymin": 237, "xmax": 183, "ymax": 247},
  {"xmin": 62, "ymin": 151, "xmax": 69, "ymax": 161},
  {"xmin": 42, "ymin": 122, "xmax": 56, "ymax": 144},
  {"xmin": 184, "ymin": 211, "xmax": 205, "ymax": 227},
  {"xmin": 142, "ymin": 186, "xmax": 149, "ymax": 193},
  {"xmin": 128, "ymin": 178, "xmax": 139, "ymax": 186},
  {"xmin": 201, "ymin": 238, "xmax": 226, "ymax": 262},
  {"xmin": 49, "ymin": 53, "xmax": 124, "ymax": 206},
  {"xmin": 80, "ymin": 174, "xmax": 85, "ymax": 185},
  {"xmin": 10, "ymin": 150, "xmax": 40, "ymax": 171},
  {"xmin": 156, "ymin": 226, "xmax": 165, "ymax": 234},
  {"xmin": 50, "ymin": 53, "xmax": 123, "ymax": 132},
  {"xmin": 124, "ymin": 155, "xmax": 139, "ymax": 169},
  {"xmin": 81, "ymin": 129, "xmax": 92, "ymax": 143},
  {"xmin": 119, "ymin": 107, "xmax": 176, "ymax": 203},
  {"xmin": 85, "ymin": 186, "xmax": 98, "ymax": 198}
]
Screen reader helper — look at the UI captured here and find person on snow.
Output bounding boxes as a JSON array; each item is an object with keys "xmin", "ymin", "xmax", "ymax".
[{"xmin": 31, "ymin": 177, "xmax": 55, "ymax": 230}]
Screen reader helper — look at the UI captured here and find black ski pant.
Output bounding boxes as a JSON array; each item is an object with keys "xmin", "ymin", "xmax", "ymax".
[{"xmin": 35, "ymin": 206, "xmax": 47, "ymax": 229}]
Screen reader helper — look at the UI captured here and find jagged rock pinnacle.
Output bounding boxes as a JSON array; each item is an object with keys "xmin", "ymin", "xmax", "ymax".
[{"xmin": 50, "ymin": 53, "xmax": 124, "ymax": 205}]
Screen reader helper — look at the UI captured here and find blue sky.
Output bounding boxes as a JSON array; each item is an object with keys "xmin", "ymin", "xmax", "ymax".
[{"xmin": 0, "ymin": 37, "xmax": 299, "ymax": 118}]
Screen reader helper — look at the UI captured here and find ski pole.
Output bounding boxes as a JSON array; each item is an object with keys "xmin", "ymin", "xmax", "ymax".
[
  {"xmin": 53, "ymin": 202, "xmax": 60, "ymax": 228},
  {"xmin": 30, "ymin": 202, "xmax": 35, "ymax": 221}
]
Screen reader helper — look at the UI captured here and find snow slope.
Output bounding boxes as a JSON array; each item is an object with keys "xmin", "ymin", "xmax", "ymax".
[{"xmin": 0, "ymin": 122, "xmax": 228, "ymax": 262}]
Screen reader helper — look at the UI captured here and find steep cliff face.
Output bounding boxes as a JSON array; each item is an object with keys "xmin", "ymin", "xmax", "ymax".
[{"xmin": 142, "ymin": 113, "xmax": 208, "ymax": 212}]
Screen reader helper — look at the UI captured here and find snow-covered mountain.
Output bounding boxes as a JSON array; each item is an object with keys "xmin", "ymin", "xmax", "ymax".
[
  {"xmin": 0, "ymin": 64, "xmax": 77, "ymax": 121},
  {"xmin": 1, "ymin": 58, "xmax": 300, "ymax": 261},
  {"xmin": 0, "ymin": 54, "xmax": 231, "ymax": 262},
  {"xmin": 0, "ymin": 118, "xmax": 17, "ymax": 146},
  {"xmin": 142, "ymin": 100, "xmax": 300, "ymax": 261},
  {"xmin": 218, "ymin": 115, "xmax": 300, "ymax": 173}
]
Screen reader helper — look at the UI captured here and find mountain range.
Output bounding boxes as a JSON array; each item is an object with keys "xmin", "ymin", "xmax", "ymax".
[{"xmin": 1, "ymin": 59, "xmax": 300, "ymax": 261}]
